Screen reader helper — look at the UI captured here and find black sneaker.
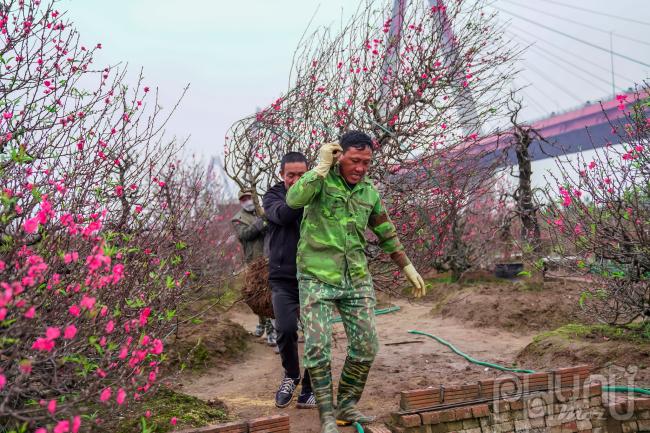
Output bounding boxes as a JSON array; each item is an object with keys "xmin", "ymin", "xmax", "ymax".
[
  {"xmin": 296, "ymin": 389, "xmax": 316, "ymax": 409},
  {"xmin": 275, "ymin": 376, "xmax": 298, "ymax": 408}
]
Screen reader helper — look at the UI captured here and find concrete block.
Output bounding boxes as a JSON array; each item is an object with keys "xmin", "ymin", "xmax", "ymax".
[
  {"xmin": 445, "ymin": 420, "xmax": 464, "ymax": 432},
  {"xmin": 511, "ymin": 410, "xmax": 524, "ymax": 421},
  {"xmin": 577, "ymin": 420, "xmax": 593, "ymax": 431},
  {"xmin": 492, "ymin": 401, "xmax": 511, "ymax": 413},
  {"xmin": 428, "ymin": 423, "xmax": 448, "ymax": 433},
  {"xmin": 526, "ymin": 405, "xmax": 547, "ymax": 419},
  {"xmin": 557, "ymin": 410, "xmax": 577, "ymax": 423},
  {"xmin": 528, "ymin": 396, "xmax": 548, "ymax": 408},
  {"xmin": 462, "ymin": 418, "xmax": 480, "ymax": 430},
  {"xmin": 590, "ymin": 397, "xmax": 602, "ymax": 408},
  {"xmin": 513, "ymin": 420, "xmax": 530, "ymax": 431},
  {"xmin": 546, "ymin": 416, "xmax": 563, "ymax": 427},
  {"xmin": 365, "ymin": 426, "xmax": 393, "ymax": 433},
  {"xmin": 590, "ymin": 418, "xmax": 607, "ymax": 428},
  {"xmin": 530, "ymin": 417, "xmax": 546, "ymax": 429},
  {"xmin": 637, "ymin": 419, "xmax": 650, "ymax": 432},
  {"xmin": 491, "ymin": 411, "xmax": 513, "ymax": 424},
  {"xmin": 493, "ymin": 422, "xmax": 515, "ymax": 433},
  {"xmin": 576, "ymin": 409, "xmax": 590, "ymax": 421},
  {"xmin": 576, "ymin": 399, "xmax": 590, "ymax": 410},
  {"xmin": 590, "ymin": 407, "xmax": 607, "ymax": 420},
  {"xmin": 638, "ymin": 411, "xmax": 650, "ymax": 420},
  {"xmin": 622, "ymin": 421, "xmax": 639, "ymax": 433}
]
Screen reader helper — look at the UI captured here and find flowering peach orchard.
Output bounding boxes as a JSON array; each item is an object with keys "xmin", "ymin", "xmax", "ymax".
[
  {"xmin": 0, "ymin": 0, "xmax": 238, "ymax": 431},
  {"xmin": 2, "ymin": 0, "xmax": 649, "ymax": 432}
]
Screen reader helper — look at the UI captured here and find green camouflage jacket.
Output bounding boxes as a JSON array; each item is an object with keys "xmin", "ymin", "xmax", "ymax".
[{"xmin": 286, "ymin": 165, "xmax": 410, "ymax": 287}]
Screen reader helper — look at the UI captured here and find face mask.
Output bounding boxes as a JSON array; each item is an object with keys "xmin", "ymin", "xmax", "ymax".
[{"xmin": 242, "ymin": 200, "xmax": 255, "ymax": 212}]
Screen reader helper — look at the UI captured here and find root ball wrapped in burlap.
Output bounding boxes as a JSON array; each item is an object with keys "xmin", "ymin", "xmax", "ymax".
[{"xmin": 243, "ymin": 257, "xmax": 274, "ymax": 318}]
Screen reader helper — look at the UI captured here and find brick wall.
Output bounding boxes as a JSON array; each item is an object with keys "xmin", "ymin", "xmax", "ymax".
[
  {"xmin": 174, "ymin": 414, "xmax": 289, "ymax": 433},
  {"xmin": 390, "ymin": 366, "xmax": 650, "ymax": 433}
]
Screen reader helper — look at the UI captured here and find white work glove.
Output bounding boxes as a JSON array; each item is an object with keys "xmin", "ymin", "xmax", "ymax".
[
  {"xmin": 314, "ymin": 141, "xmax": 343, "ymax": 177},
  {"xmin": 403, "ymin": 264, "xmax": 426, "ymax": 298}
]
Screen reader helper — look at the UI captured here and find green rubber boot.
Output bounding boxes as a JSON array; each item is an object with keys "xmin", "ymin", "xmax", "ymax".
[
  {"xmin": 335, "ymin": 357, "xmax": 376, "ymax": 425},
  {"xmin": 308, "ymin": 364, "xmax": 340, "ymax": 433}
]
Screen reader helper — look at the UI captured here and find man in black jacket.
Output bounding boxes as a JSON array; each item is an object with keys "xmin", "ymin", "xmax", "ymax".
[{"xmin": 263, "ymin": 152, "xmax": 315, "ymax": 409}]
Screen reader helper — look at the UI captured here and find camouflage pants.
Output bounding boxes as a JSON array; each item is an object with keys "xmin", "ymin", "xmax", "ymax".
[{"xmin": 298, "ymin": 272, "xmax": 379, "ymax": 369}]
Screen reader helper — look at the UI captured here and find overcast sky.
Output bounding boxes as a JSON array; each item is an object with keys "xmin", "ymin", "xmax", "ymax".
[{"xmin": 65, "ymin": 0, "xmax": 649, "ymax": 162}]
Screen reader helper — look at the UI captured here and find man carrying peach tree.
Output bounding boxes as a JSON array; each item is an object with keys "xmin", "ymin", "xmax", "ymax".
[{"xmin": 286, "ymin": 130, "xmax": 426, "ymax": 433}]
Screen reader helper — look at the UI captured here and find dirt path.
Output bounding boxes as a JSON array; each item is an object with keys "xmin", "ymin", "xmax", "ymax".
[{"xmin": 178, "ymin": 300, "xmax": 535, "ymax": 432}]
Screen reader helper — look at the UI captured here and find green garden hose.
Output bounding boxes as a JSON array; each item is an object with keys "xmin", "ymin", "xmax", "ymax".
[
  {"xmin": 353, "ymin": 422, "xmax": 364, "ymax": 433},
  {"xmin": 408, "ymin": 330, "xmax": 535, "ymax": 373},
  {"xmin": 408, "ymin": 330, "xmax": 650, "ymax": 396},
  {"xmin": 604, "ymin": 386, "xmax": 650, "ymax": 396},
  {"xmin": 331, "ymin": 306, "xmax": 401, "ymax": 324}
]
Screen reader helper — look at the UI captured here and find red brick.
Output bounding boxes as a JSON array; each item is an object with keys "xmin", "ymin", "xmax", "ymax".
[
  {"xmin": 609, "ymin": 401, "xmax": 629, "ymax": 414},
  {"xmin": 557, "ymin": 388, "xmax": 577, "ymax": 401},
  {"xmin": 510, "ymin": 400, "xmax": 525, "ymax": 411},
  {"xmin": 454, "ymin": 406, "xmax": 473, "ymax": 420},
  {"xmin": 471, "ymin": 403, "xmax": 490, "ymax": 418},
  {"xmin": 587, "ymin": 384, "xmax": 602, "ymax": 397},
  {"xmin": 439, "ymin": 408, "xmax": 457, "ymax": 422},
  {"xmin": 421, "ymin": 411, "xmax": 442, "ymax": 425},
  {"xmin": 248, "ymin": 413, "xmax": 289, "ymax": 428},
  {"xmin": 562, "ymin": 421, "xmax": 578, "ymax": 433},
  {"xmin": 174, "ymin": 421, "xmax": 248, "ymax": 433},
  {"xmin": 633, "ymin": 398, "xmax": 650, "ymax": 411},
  {"xmin": 399, "ymin": 414, "xmax": 421, "ymax": 427}
]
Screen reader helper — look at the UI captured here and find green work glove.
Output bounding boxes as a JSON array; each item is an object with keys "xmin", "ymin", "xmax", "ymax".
[
  {"xmin": 403, "ymin": 264, "xmax": 426, "ymax": 298},
  {"xmin": 314, "ymin": 141, "xmax": 343, "ymax": 177}
]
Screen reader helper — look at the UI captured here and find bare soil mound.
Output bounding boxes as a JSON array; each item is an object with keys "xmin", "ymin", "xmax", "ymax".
[
  {"xmin": 167, "ymin": 317, "xmax": 250, "ymax": 372},
  {"xmin": 516, "ymin": 324, "xmax": 650, "ymax": 387},
  {"xmin": 426, "ymin": 276, "xmax": 589, "ymax": 332}
]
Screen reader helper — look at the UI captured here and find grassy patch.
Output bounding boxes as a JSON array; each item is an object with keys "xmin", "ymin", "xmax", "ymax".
[
  {"xmin": 426, "ymin": 275, "xmax": 456, "ymax": 284},
  {"xmin": 112, "ymin": 387, "xmax": 229, "ymax": 433},
  {"xmin": 533, "ymin": 323, "xmax": 650, "ymax": 344}
]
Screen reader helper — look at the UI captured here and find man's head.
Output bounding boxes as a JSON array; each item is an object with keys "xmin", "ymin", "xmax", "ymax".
[
  {"xmin": 338, "ymin": 130, "xmax": 373, "ymax": 185},
  {"xmin": 238, "ymin": 189, "xmax": 255, "ymax": 212},
  {"xmin": 280, "ymin": 152, "xmax": 308, "ymax": 190}
]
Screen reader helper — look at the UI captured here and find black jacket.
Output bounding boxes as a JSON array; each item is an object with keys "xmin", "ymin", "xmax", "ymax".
[{"xmin": 263, "ymin": 182, "xmax": 303, "ymax": 287}]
